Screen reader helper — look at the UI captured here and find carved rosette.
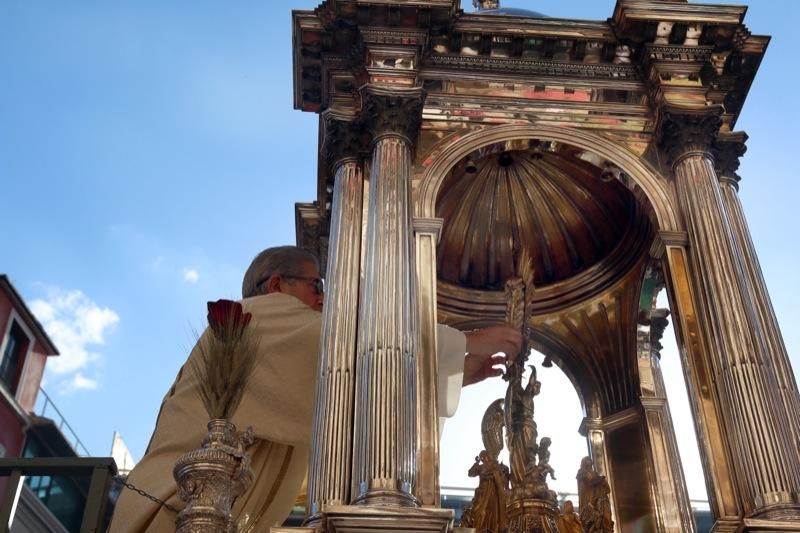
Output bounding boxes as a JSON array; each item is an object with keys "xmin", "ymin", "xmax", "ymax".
[
  {"xmin": 173, "ymin": 419, "xmax": 254, "ymax": 533},
  {"xmin": 351, "ymin": 84, "xmax": 426, "ymax": 507},
  {"xmin": 661, "ymin": 105, "xmax": 800, "ymax": 517}
]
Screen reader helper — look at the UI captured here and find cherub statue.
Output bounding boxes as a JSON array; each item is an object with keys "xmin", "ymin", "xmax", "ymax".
[{"xmin": 537, "ymin": 437, "xmax": 556, "ymax": 481}]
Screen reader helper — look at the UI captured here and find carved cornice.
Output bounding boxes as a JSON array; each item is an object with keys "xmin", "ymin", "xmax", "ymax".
[
  {"xmin": 713, "ymin": 131, "xmax": 748, "ymax": 187},
  {"xmin": 321, "ymin": 110, "xmax": 370, "ymax": 169},
  {"xmin": 360, "ymin": 84, "xmax": 426, "ymax": 142},
  {"xmin": 361, "ymin": 28, "xmax": 429, "ymax": 47},
  {"xmin": 426, "ymin": 55, "xmax": 638, "ymax": 79},
  {"xmin": 657, "ymin": 103, "xmax": 724, "ymax": 165},
  {"xmin": 644, "ymin": 43, "xmax": 713, "ymax": 63}
]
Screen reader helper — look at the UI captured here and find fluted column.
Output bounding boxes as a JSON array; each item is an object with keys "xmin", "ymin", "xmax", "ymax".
[
  {"xmin": 351, "ymin": 85, "xmax": 426, "ymax": 507},
  {"xmin": 713, "ymin": 133, "xmax": 800, "ymax": 456},
  {"xmin": 659, "ymin": 104, "xmax": 800, "ymax": 521},
  {"xmin": 660, "ymin": 237, "xmax": 741, "ymax": 528},
  {"xmin": 414, "ymin": 217, "xmax": 445, "ymax": 507},
  {"xmin": 637, "ymin": 308, "xmax": 695, "ymax": 533},
  {"xmin": 306, "ymin": 112, "xmax": 367, "ymax": 518}
]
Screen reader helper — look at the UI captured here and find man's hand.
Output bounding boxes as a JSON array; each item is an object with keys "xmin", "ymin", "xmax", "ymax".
[{"xmin": 462, "ymin": 325, "xmax": 524, "ymax": 387}]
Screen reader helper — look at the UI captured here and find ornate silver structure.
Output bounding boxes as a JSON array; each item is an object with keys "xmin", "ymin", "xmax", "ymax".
[
  {"xmin": 173, "ymin": 420, "xmax": 254, "ymax": 533},
  {"xmin": 289, "ymin": 0, "xmax": 800, "ymax": 531}
]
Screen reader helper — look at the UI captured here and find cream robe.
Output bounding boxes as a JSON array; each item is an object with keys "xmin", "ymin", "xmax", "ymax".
[{"xmin": 109, "ymin": 293, "xmax": 466, "ymax": 532}]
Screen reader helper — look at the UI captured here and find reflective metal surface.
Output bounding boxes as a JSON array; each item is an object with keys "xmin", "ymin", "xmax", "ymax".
[{"xmin": 291, "ymin": 0, "xmax": 800, "ymax": 530}]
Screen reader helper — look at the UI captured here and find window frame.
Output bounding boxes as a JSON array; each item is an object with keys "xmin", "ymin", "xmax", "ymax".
[{"xmin": 0, "ymin": 309, "xmax": 35, "ymax": 398}]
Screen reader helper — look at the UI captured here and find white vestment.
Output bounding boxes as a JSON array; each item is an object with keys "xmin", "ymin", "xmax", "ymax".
[{"xmin": 109, "ymin": 293, "xmax": 465, "ymax": 532}]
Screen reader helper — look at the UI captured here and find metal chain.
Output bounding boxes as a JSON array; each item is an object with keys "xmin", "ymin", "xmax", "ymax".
[{"xmin": 113, "ymin": 475, "xmax": 180, "ymax": 514}]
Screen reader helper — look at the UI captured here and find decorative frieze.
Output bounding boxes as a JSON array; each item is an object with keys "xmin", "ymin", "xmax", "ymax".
[{"xmin": 426, "ymin": 55, "xmax": 638, "ymax": 79}]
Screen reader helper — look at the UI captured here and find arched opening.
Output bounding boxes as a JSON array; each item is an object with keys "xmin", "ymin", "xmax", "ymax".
[
  {"xmin": 418, "ymin": 124, "xmax": 700, "ymax": 530},
  {"xmin": 440, "ymin": 348, "xmax": 587, "ymax": 503}
]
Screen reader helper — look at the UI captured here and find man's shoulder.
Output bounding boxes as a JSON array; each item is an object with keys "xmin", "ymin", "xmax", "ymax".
[{"xmin": 242, "ymin": 293, "xmax": 321, "ymax": 320}]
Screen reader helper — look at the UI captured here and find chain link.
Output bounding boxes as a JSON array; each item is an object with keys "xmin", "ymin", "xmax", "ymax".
[{"xmin": 114, "ymin": 475, "xmax": 180, "ymax": 514}]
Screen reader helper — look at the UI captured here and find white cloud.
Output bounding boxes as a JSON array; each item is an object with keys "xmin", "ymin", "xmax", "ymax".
[
  {"xmin": 182, "ymin": 268, "xmax": 200, "ymax": 284},
  {"xmin": 29, "ymin": 289, "xmax": 119, "ymax": 393},
  {"xmin": 61, "ymin": 372, "xmax": 99, "ymax": 393}
]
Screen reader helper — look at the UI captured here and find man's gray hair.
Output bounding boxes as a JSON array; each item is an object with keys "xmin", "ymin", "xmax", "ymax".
[{"xmin": 242, "ymin": 246, "xmax": 320, "ymax": 298}]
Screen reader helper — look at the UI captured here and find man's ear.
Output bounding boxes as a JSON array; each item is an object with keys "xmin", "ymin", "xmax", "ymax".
[{"xmin": 266, "ymin": 274, "xmax": 282, "ymax": 294}]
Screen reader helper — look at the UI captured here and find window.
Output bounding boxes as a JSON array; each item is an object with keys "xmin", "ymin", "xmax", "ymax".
[{"xmin": 0, "ymin": 320, "xmax": 29, "ymax": 395}]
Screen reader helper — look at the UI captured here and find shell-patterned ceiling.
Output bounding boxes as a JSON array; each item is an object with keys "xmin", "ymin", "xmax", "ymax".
[{"xmin": 436, "ymin": 142, "xmax": 637, "ymax": 290}]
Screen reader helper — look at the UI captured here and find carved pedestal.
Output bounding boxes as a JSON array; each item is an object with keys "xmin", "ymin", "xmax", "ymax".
[{"xmin": 506, "ymin": 499, "xmax": 560, "ymax": 533}]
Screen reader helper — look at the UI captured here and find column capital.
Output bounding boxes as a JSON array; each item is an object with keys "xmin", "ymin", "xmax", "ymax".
[
  {"xmin": 412, "ymin": 217, "xmax": 444, "ymax": 241},
  {"xmin": 713, "ymin": 131, "xmax": 749, "ymax": 189},
  {"xmin": 657, "ymin": 103, "xmax": 724, "ymax": 166},
  {"xmin": 360, "ymin": 85, "xmax": 426, "ymax": 144},
  {"xmin": 321, "ymin": 110, "xmax": 370, "ymax": 170}
]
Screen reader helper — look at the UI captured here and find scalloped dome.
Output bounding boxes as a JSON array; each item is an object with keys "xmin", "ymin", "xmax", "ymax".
[
  {"xmin": 478, "ymin": 7, "xmax": 548, "ymax": 17},
  {"xmin": 436, "ymin": 145, "xmax": 636, "ymax": 290}
]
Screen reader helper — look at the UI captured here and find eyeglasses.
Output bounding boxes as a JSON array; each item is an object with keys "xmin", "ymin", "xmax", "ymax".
[
  {"xmin": 281, "ymin": 275, "xmax": 325, "ymax": 295},
  {"xmin": 255, "ymin": 274, "xmax": 325, "ymax": 295}
]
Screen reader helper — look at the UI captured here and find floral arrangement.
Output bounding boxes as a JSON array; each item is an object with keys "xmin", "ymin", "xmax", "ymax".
[{"xmin": 191, "ymin": 299, "xmax": 259, "ymax": 420}]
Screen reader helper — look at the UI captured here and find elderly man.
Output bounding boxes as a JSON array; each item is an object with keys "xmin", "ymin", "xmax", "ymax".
[{"xmin": 110, "ymin": 246, "xmax": 522, "ymax": 532}]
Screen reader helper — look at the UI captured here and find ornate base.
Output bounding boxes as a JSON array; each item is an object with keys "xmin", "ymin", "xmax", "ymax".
[
  {"xmin": 277, "ymin": 504, "xmax": 453, "ymax": 533},
  {"xmin": 506, "ymin": 498, "xmax": 560, "ymax": 533},
  {"xmin": 710, "ymin": 517, "xmax": 800, "ymax": 532},
  {"xmin": 710, "ymin": 519, "xmax": 742, "ymax": 533},
  {"xmin": 740, "ymin": 518, "xmax": 800, "ymax": 532},
  {"xmin": 350, "ymin": 488, "xmax": 419, "ymax": 507}
]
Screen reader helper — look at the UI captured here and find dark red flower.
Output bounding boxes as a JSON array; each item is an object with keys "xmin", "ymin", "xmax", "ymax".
[{"xmin": 207, "ymin": 299, "xmax": 252, "ymax": 338}]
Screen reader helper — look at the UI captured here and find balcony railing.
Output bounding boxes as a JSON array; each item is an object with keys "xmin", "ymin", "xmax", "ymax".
[{"xmin": 34, "ymin": 388, "xmax": 90, "ymax": 457}]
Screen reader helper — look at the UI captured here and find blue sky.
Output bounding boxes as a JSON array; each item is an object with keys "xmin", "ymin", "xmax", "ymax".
[{"xmin": 1, "ymin": 0, "xmax": 798, "ymax": 499}]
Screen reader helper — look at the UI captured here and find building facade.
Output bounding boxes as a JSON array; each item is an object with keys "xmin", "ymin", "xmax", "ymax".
[{"xmin": 0, "ymin": 275, "xmax": 59, "ymax": 462}]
